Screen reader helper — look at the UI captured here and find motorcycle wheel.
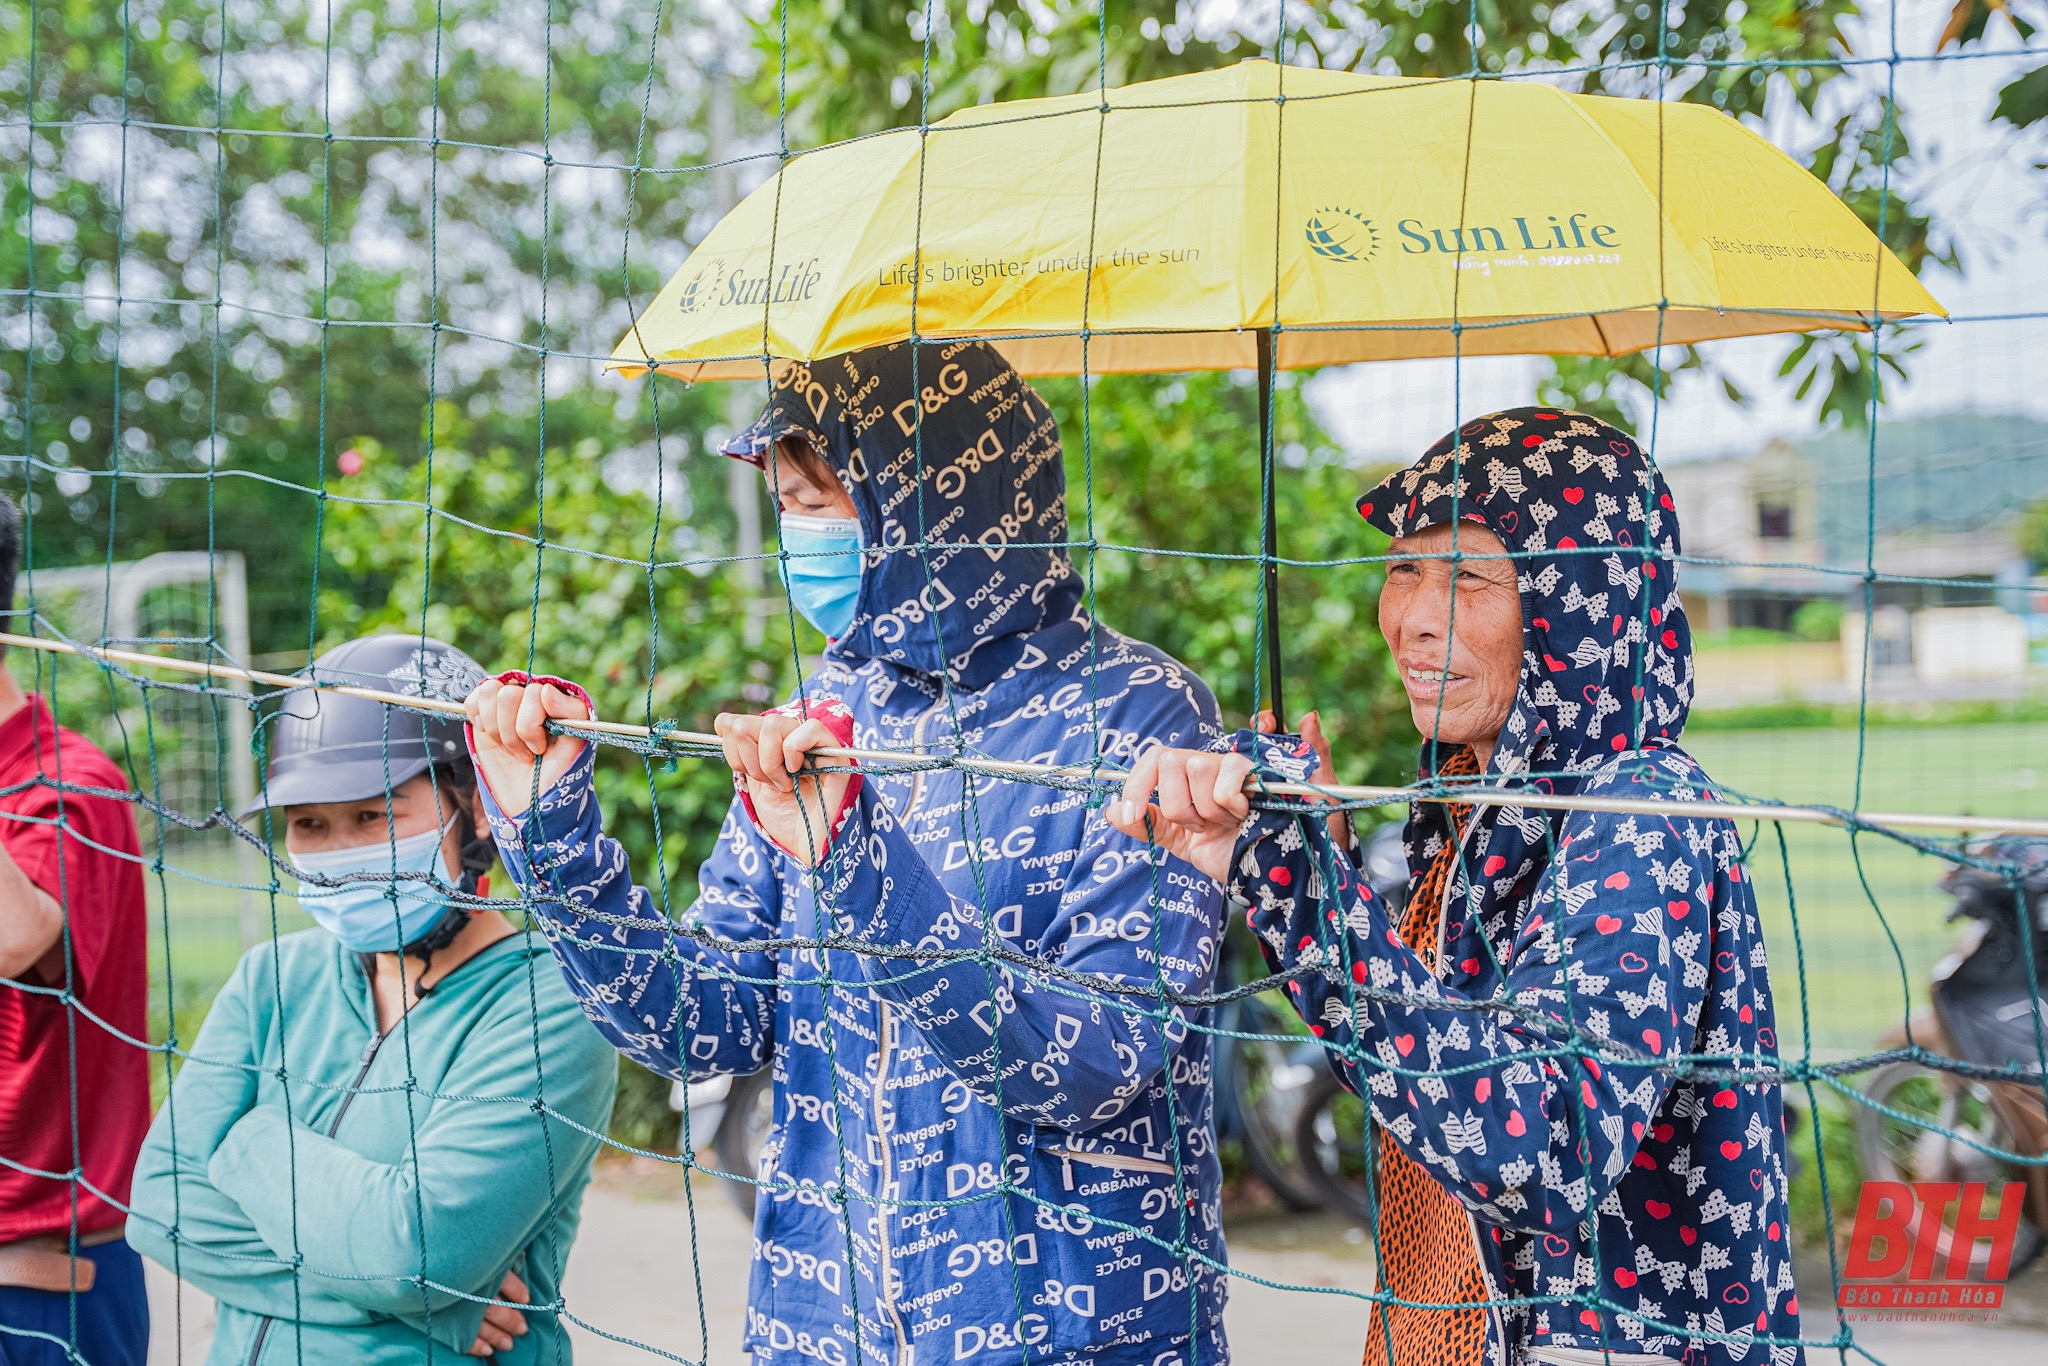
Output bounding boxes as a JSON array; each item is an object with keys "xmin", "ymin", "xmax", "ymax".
[
  {"xmin": 1856, "ymin": 1059, "xmax": 2045, "ymax": 1275},
  {"xmin": 1218, "ymin": 994, "xmax": 1326, "ymax": 1212},
  {"xmin": 1293, "ymin": 1069, "xmax": 1382, "ymax": 1229},
  {"xmin": 713, "ymin": 1069, "xmax": 777, "ymax": 1219}
]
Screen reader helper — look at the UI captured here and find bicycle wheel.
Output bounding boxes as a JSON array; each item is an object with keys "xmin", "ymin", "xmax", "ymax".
[
  {"xmin": 1856, "ymin": 1059, "xmax": 2045, "ymax": 1275},
  {"xmin": 1294, "ymin": 1068, "xmax": 1381, "ymax": 1229},
  {"xmin": 1219, "ymin": 994, "xmax": 1326, "ymax": 1211},
  {"xmin": 714, "ymin": 1068, "xmax": 777, "ymax": 1219}
]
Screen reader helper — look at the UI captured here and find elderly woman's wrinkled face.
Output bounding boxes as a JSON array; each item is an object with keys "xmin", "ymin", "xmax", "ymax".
[{"xmin": 1378, "ymin": 523, "xmax": 1525, "ymax": 768}]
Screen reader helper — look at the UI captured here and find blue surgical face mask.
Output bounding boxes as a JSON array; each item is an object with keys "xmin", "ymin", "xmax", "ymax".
[
  {"xmin": 779, "ymin": 512, "xmax": 864, "ymax": 640},
  {"xmin": 293, "ymin": 819, "xmax": 458, "ymax": 954}
]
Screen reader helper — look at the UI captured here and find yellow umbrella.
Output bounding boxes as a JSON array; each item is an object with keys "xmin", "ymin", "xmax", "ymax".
[
  {"xmin": 615, "ymin": 59, "xmax": 1940, "ymax": 378},
  {"xmin": 615, "ymin": 59, "xmax": 1942, "ymax": 716}
]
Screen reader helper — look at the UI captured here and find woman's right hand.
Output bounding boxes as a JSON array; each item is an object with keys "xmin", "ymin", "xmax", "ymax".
[
  {"xmin": 464, "ymin": 678, "xmax": 591, "ymax": 817},
  {"xmin": 1107, "ymin": 746, "xmax": 1255, "ymax": 886}
]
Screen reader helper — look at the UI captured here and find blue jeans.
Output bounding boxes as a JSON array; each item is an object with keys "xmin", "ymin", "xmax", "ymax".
[{"xmin": 0, "ymin": 1240, "xmax": 149, "ymax": 1366}]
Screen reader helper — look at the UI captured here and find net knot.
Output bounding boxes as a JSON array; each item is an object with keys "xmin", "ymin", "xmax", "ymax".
[{"xmin": 650, "ymin": 718, "xmax": 687, "ymax": 772}]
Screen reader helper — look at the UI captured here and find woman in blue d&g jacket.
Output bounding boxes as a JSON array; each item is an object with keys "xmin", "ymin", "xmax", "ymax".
[{"xmin": 466, "ymin": 342, "xmax": 1230, "ymax": 1366}]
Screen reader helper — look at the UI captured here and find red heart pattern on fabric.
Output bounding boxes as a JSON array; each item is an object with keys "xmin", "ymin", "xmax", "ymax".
[{"xmin": 1247, "ymin": 407, "xmax": 1790, "ymax": 1364}]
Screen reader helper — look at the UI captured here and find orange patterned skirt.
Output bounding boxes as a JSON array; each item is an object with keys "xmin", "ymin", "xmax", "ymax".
[{"xmin": 1363, "ymin": 746, "xmax": 1489, "ymax": 1366}]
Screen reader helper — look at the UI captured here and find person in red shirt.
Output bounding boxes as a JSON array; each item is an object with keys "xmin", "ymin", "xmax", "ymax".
[{"xmin": 0, "ymin": 492, "xmax": 151, "ymax": 1366}]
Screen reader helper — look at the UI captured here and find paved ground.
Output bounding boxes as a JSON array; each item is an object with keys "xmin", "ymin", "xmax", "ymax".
[{"xmin": 144, "ymin": 1160, "xmax": 2048, "ymax": 1364}]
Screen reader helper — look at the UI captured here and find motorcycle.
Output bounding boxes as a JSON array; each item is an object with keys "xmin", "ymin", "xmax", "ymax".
[
  {"xmin": 673, "ymin": 1071, "xmax": 777, "ymax": 1216},
  {"xmin": 1855, "ymin": 834, "xmax": 2048, "ymax": 1275},
  {"xmin": 1213, "ymin": 943, "xmax": 1333, "ymax": 1211}
]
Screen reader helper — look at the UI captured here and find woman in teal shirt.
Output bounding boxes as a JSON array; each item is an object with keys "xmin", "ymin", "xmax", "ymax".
[{"xmin": 129, "ymin": 635, "xmax": 616, "ymax": 1362}]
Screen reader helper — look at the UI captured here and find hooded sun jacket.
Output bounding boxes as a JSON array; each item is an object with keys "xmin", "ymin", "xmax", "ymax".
[
  {"xmin": 127, "ymin": 930, "xmax": 616, "ymax": 1364},
  {"xmin": 1227, "ymin": 409, "xmax": 1800, "ymax": 1366},
  {"xmin": 478, "ymin": 342, "xmax": 1230, "ymax": 1366}
]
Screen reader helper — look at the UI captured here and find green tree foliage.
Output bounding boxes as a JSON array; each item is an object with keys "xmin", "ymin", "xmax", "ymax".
[
  {"xmin": 2020, "ymin": 494, "xmax": 2048, "ymax": 567},
  {"xmin": 1789, "ymin": 596, "xmax": 1845, "ymax": 642},
  {"xmin": 4, "ymin": 0, "xmax": 719, "ymax": 647},
  {"xmin": 312, "ymin": 403, "xmax": 786, "ymax": 881},
  {"xmin": 1037, "ymin": 372, "xmax": 1411, "ymax": 787},
  {"xmin": 1938, "ymin": 0, "xmax": 2047, "ymax": 128},
  {"xmin": 303, "ymin": 399, "xmax": 797, "ymax": 1156}
]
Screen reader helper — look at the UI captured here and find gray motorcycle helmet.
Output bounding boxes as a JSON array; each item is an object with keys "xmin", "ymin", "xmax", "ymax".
[
  {"xmin": 249, "ymin": 635, "xmax": 495, "ymax": 962},
  {"xmin": 246, "ymin": 635, "xmax": 488, "ymax": 815}
]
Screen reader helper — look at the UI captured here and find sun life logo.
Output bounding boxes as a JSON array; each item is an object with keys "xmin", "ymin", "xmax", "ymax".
[
  {"xmin": 677, "ymin": 271, "xmax": 705, "ymax": 314},
  {"xmin": 1304, "ymin": 207, "xmax": 1379, "ymax": 262}
]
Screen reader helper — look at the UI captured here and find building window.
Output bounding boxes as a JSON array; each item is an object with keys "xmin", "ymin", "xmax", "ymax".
[{"xmin": 1756, "ymin": 502, "xmax": 1794, "ymax": 540}]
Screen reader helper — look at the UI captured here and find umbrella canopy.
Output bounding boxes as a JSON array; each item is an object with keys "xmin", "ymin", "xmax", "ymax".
[{"xmin": 613, "ymin": 59, "xmax": 1942, "ymax": 380}]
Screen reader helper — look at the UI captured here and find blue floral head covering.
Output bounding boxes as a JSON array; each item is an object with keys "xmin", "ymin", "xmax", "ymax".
[
  {"xmin": 1356, "ymin": 406, "xmax": 1693, "ymax": 951},
  {"xmin": 1357, "ymin": 406, "xmax": 1692, "ymax": 783}
]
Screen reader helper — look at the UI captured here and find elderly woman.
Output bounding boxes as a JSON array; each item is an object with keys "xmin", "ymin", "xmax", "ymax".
[{"xmin": 1107, "ymin": 408, "xmax": 1801, "ymax": 1366}]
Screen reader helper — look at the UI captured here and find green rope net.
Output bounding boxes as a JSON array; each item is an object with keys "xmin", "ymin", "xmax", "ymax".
[{"xmin": 5, "ymin": 1, "xmax": 2048, "ymax": 1364}]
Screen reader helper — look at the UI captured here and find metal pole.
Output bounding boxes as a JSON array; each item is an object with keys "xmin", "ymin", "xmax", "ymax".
[
  {"xmin": 1256, "ymin": 327, "xmax": 1284, "ymax": 727},
  {"xmin": 11, "ymin": 632, "xmax": 2048, "ymax": 837},
  {"xmin": 212, "ymin": 554, "xmax": 261, "ymax": 947}
]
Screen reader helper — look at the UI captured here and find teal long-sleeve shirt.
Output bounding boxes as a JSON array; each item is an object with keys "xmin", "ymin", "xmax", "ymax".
[{"xmin": 129, "ymin": 929, "xmax": 617, "ymax": 1364}]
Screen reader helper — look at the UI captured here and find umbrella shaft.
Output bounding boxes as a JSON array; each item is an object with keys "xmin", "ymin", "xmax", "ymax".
[{"xmin": 1257, "ymin": 328, "xmax": 1285, "ymax": 728}]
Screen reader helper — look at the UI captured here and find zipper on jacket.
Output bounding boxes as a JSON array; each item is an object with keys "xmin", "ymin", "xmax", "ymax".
[
  {"xmin": 904, "ymin": 706, "xmax": 939, "ymax": 818},
  {"xmin": 866, "ymin": 705, "xmax": 938, "ymax": 1366},
  {"xmin": 871, "ymin": 1002, "xmax": 913, "ymax": 1365},
  {"xmin": 1041, "ymin": 1146, "xmax": 1176, "ymax": 1192},
  {"xmin": 245, "ymin": 1030, "xmax": 388, "ymax": 1366},
  {"xmin": 1432, "ymin": 812, "xmax": 1511, "ymax": 1366}
]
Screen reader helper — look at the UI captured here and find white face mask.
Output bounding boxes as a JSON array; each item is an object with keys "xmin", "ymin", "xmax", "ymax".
[{"xmin": 292, "ymin": 818, "xmax": 458, "ymax": 954}]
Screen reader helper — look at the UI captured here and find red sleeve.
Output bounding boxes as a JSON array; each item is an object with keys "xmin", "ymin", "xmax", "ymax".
[
  {"xmin": 2, "ymin": 765, "xmax": 140, "ymax": 991},
  {"xmin": 461, "ymin": 670, "xmax": 594, "ymax": 815}
]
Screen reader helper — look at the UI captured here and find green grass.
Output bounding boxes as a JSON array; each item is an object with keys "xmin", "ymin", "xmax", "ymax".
[
  {"xmin": 1682, "ymin": 721, "xmax": 2048, "ymax": 1061},
  {"xmin": 141, "ymin": 838, "xmax": 309, "ymax": 1085}
]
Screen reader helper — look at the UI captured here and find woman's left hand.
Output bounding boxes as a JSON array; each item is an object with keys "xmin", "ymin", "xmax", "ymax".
[
  {"xmin": 1107, "ymin": 747, "xmax": 1254, "ymax": 885},
  {"xmin": 467, "ymin": 1270, "xmax": 530, "ymax": 1356},
  {"xmin": 715, "ymin": 711, "xmax": 853, "ymax": 867}
]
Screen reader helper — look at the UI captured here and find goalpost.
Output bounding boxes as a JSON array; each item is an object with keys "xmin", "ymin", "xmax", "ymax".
[{"xmin": 20, "ymin": 551, "xmax": 261, "ymax": 948}]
